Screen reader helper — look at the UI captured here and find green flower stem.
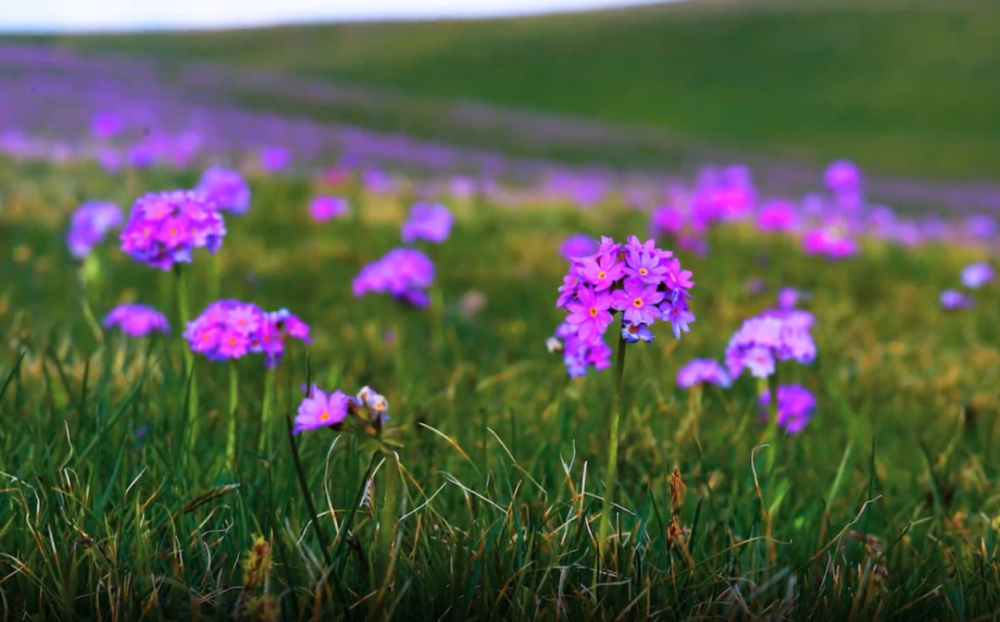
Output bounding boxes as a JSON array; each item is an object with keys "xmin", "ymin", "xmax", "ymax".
[
  {"xmin": 175, "ymin": 265, "xmax": 199, "ymax": 455},
  {"xmin": 374, "ymin": 452, "xmax": 402, "ymax": 601},
  {"xmin": 207, "ymin": 253, "xmax": 221, "ymax": 307},
  {"xmin": 594, "ymin": 333, "xmax": 628, "ymax": 591},
  {"xmin": 225, "ymin": 362, "xmax": 240, "ymax": 470},
  {"xmin": 258, "ymin": 366, "xmax": 276, "ymax": 456},
  {"xmin": 78, "ymin": 261, "xmax": 104, "ymax": 344},
  {"xmin": 760, "ymin": 366, "xmax": 780, "ymax": 477}
]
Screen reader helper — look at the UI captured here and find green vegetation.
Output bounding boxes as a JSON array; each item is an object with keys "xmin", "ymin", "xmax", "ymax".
[
  {"xmin": 2, "ymin": 158, "xmax": 1000, "ymax": 619},
  {"xmin": 16, "ymin": 0, "xmax": 1000, "ymax": 180}
]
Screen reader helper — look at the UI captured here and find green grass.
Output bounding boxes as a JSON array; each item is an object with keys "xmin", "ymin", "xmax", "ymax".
[
  {"xmin": 16, "ymin": 0, "xmax": 1000, "ymax": 180},
  {"xmin": 2, "ymin": 157, "xmax": 1000, "ymax": 619}
]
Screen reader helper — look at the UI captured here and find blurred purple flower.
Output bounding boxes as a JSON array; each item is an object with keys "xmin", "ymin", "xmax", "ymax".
[
  {"xmin": 119, "ymin": 190, "xmax": 226, "ymax": 271},
  {"xmin": 91, "ymin": 112, "xmax": 124, "ymax": 140},
  {"xmin": 823, "ymin": 160, "xmax": 861, "ymax": 193},
  {"xmin": 758, "ymin": 384, "xmax": 817, "ymax": 433},
  {"xmin": 401, "ymin": 202, "xmax": 453, "ymax": 244},
  {"xmin": 353, "ymin": 248, "xmax": 436, "ymax": 308},
  {"xmin": 725, "ymin": 312, "xmax": 817, "ymax": 379},
  {"xmin": 309, "ymin": 195, "xmax": 350, "ymax": 222},
  {"xmin": 260, "ymin": 147, "xmax": 290, "ymax": 173},
  {"xmin": 293, "ymin": 385, "xmax": 350, "ymax": 434},
  {"xmin": 940, "ymin": 289, "xmax": 973, "ymax": 310},
  {"xmin": 676, "ymin": 359, "xmax": 731, "ymax": 389},
  {"xmin": 66, "ymin": 200, "xmax": 123, "ymax": 260},
  {"xmin": 776, "ymin": 287, "xmax": 809, "ymax": 310},
  {"xmin": 961, "ymin": 262, "xmax": 994, "ymax": 289},
  {"xmin": 756, "ymin": 199, "xmax": 799, "ymax": 232},
  {"xmin": 195, "ymin": 167, "xmax": 251, "ymax": 215},
  {"xmin": 802, "ymin": 227, "xmax": 857, "ymax": 260},
  {"xmin": 103, "ymin": 303, "xmax": 169, "ymax": 337},
  {"xmin": 560, "ymin": 233, "xmax": 598, "ymax": 260}
]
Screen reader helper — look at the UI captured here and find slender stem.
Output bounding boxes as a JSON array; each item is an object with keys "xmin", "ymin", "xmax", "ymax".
[
  {"xmin": 226, "ymin": 362, "xmax": 240, "ymax": 470},
  {"xmin": 207, "ymin": 252, "xmax": 221, "ymax": 306},
  {"xmin": 374, "ymin": 452, "xmax": 401, "ymax": 602},
  {"xmin": 175, "ymin": 265, "xmax": 199, "ymax": 455},
  {"xmin": 78, "ymin": 265, "xmax": 104, "ymax": 344},
  {"xmin": 258, "ymin": 366, "xmax": 276, "ymax": 456},
  {"xmin": 764, "ymin": 365, "xmax": 780, "ymax": 476},
  {"xmin": 594, "ymin": 334, "xmax": 628, "ymax": 590}
]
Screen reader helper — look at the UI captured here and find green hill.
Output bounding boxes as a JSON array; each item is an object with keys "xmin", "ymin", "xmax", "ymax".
[{"xmin": 16, "ymin": 0, "xmax": 1000, "ymax": 180}]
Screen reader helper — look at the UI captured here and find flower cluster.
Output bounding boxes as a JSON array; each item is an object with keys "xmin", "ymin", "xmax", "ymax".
[
  {"xmin": 725, "ymin": 311, "xmax": 816, "ymax": 379},
  {"xmin": 676, "ymin": 359, "xmax": 731, "ymax": 389},
  {"xmin": 560, "ymin": 233, "xmax": 598, "ymax": 260},
  {"xmin": 552, "ymin": 235, "xmax": 695, "ymax": 377},
  {"xmin": 119, "ymin": 190, "xmax": 226, "ymax": 271},
  {"xmin": 755, "ymin": 199, "xmax": 800, "ymax": 233},
  {"xmin": 195, "ymin": 167, "xmax": 251, "ymax": 214},
  {"xmin": 309, "ymin": 195, "xmax": 350, "ymax": 222},
  {"xmin": 184, "ymin": 299, "xmax": 310, "ymax": 367},
  {"xmin": 352, "ymin": 248, "xmax": 435, "ymax": 308},
  {"xmin": 67, "ymin": 200, "xmax": 123, "ymax": 260},
  {"xmin": 401, "ymin": 202, "xmax": 453, "ymax": 244},
  {"xmin": 102, "ymin": 303, "xmax": 170, "ymax": 337},
  {"xmin": 802, "ymin": 227, "xmax": 857, "ymax": 260},
  {"xmin": 549, "ymin": 321, "xmax": 613, "ymax": 378},
  {"xmin": 758, "ymin": 384, "xmax": 817, "ymax": 433},
  {"xmin": 293, "ymin": 384, "xmax": 390, "ymax": 434}
]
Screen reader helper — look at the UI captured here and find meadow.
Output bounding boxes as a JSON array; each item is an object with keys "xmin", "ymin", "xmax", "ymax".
[{"xmin": 2, "ymin": 3, "xmax": 1000, "ymax": 620}]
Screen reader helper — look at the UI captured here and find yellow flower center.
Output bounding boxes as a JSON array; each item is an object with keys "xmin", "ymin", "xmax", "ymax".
[
  {"xmin": 320, "ymin": 410, "xmax": 330, "ymax": 422},
  {"xmin": 633, "ymin": 298, "xmax": 643, "ymax": 308},
  {"xmin": 639, "ymin": 268, "xmax": 648, "ymax": 276},
  {"xmin": 589, "ymin": 307, "xmax": 598, "ymax": 318},
  {"xmin": 597, "ymin": 271, "xmax": 606, "ymax": 280}
]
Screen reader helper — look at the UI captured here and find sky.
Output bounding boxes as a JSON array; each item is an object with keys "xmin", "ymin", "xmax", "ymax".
[{"xmin": 1, "ymin": 0, "xmax": 667, "ymax": 32}]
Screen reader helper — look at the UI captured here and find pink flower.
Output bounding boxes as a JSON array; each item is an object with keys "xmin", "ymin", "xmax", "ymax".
[{"xmin": 565, "ymin": 286, "xmax": 613, "ymax": 343}]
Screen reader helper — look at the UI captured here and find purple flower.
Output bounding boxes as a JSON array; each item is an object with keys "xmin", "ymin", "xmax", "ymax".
[
  {"xmin": 67, "ymin": 200, "xmax": 123, "ymax": 260},
  {"xmin": 309, "ymin": 195, "xmax": 350, "ymax": 222},
  {"xmin": 401, "ymin": 202, "xmax": 453, "ymax": 244},
  {"xmin": 611, "ymin": 277, "xmax": 664, "ymax": 325},
  {"xmin": 352, "ymin": 248, "xmax": 436, "ymax": 308},
  {"xmin": 624, "ymin": 246, "xmax": 669, "ymax": 285},
  {"xmin": 650, "ymin": 205, "xmax": 686, "ymax": 237},
  {"xmin": 183, "ymin": 300, "xmax": 309, "ymax": 366},
  {"xmin": 759, "ymin": 384, "xmax": 817, "ymax": 434},
  {"xmin": 293, "ymin": 386, "xmax": 351, "ymax": 433},
  {"xmin": 756, "ymin": 200, "xmax": 799, "ymax": 232},
  {"xmin": 578, "ymin": 251, "xmax": 625, "ymax": 292},
  {"xmin": 566, "ymin": 285, "xmax": 614, "ymax": 343},
  {"xmin": 102, "ymin": 303, "xmax": 169, "ymax": 337},
  {"xmin": 119, "ymin": 190, "xmax": 226, "ymax": 271},
  {"xmin": 725, "ymin": 312, "xmax": 817, "ymax": 379},
  {"xmin": 551, "ymin": 321, "xmax": 612, "ymax": 378},
  {"xmin": 961, "ymin": 263, "xmax": 994, "ymax": 289},
  {"xmin": 260, "ymin": 147, "xmax": 290, "ymax": 173},
  {"xmin": 195, "ymin": 167, "xmax": 251, "ymax": 215},
  {"xmin": 91, "ymin": 112, "xmax": 124, "ymax": 140},
  {"xmin": 777, "ymin": 287, "xmax": 809, "ymax": 310},
  {"xmin": 676, "ymin": 359, "xmax": 731, "ymax": 389},
  {"xmin": 940, "ymin": 289, "xmax": 973, "ymax": 310},
  {"xmin": 965, "ymin": 214, "xmax": 997, "ymax": 240},
  {"xmin": 823, "ymin": 160, "xmax": 861, "ymax": 193},
  {"xmin": 661, "ymin": 298, "xmax": 696, "ymax": 339},
  {"xmin": 622, "ymin": 322, "xmax": 655, "ymax": 343},
  {"xmin": 560, "ymin": 234, "xmax": 598, "ymax": 260},
  {"xmin": 802, "ymin": 228, "xmax": 857, "ymax": 260}
]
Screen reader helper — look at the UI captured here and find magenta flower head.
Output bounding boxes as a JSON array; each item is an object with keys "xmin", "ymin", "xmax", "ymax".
[
  {"xmin": 401, "ymin": 202, "xmax": 453, "ymax": 244},
  {"xmin": 260, "ymin": 147, "xmax": 290, "ymax": 173},
  {"xmin": 758, "ymin": 384, "xmax": 816, "ymax": 433},
  {"xmin": 184, "ymin": 299, "xmax": 263, "ymax": 362},
  {"xmin": 776, "ymin": 287, "xmax": 810, "ymax": 310},
  {"xmin": 725, "ymin": 311, "xmax": 816, "ymax": 379},
  {"xmin": 961, "ymin": 262, "xmax": 994, "ymax": 289},
  {"xmin": 560, "ymin": 233, "xmax": 598, "ymax": 260},
  {"xmin": 802, "ymin": 227, "xmax": 857, "ymax": 260},
  {"xmin": 91, "ymin": 112, "xmax": 124, "ymax": 140},
  {"xmin": 67, "ymin": 200, "xmax": 123, "ymax": 260},
  {"xmin": 293, "ymin": 385, "xmax": 351, "ymax": 434},
  {"xmin": 940, "ymin": 289, "xmax": 973, "ymax": 310},
  {"xmin": 676, "ymin": 359, "xmax": 731, "ymax": 389},
  {"xmin": 554, "ymin": 234, "xmax": 695, "ymax": 377},
  {"xmin": 102, "ymin": 303, "xmax": 169, "ymax": 337},
  {"xmin": 309, "ymin": 195, "xmax": 350, "ymax": 222},
  {"xmin": 352, "ymin": 248, "xmax": 436, "ymax": 308},
  {"xmin": 823, "ymin": 160, "xmax": 861, "ymax": 193},
  {"xmin": 756, "ymin": 199, "xmax": 800, "ymax": 232},
  {"xmin": 195, "ymin": 167, "xmax": 251, "ymax": 215},
  {"xmin": 650, "ymin": 204, "xmax": 686, "ymax": 238},
  {"xmin": 119, "ymin": 190, "xmax": 226, "ymax": 271}
]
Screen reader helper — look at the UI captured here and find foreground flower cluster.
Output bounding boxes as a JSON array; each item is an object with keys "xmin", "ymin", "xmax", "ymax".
[
  {"xmin": 551, "ymin": 235, "xmax": 695, "ymax": 377},
  {"xmin": 294, "ymin": 384, "xmax": 390, "ymax": 435},
  {"xmin": 120, "ymin": 190, "xmax": 227, "ymax": 270},
  {"xmin": 184, "ymin": 299, "xmax": 310, "ymax": 367}
]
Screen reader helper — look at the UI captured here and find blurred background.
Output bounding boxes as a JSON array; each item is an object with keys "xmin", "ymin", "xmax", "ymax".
[{"xmin": 2, "ymin": 0, "xmax": 998, "ymax": 209}]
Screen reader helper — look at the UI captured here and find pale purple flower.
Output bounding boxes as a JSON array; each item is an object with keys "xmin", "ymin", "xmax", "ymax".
[
  {"xmin": 102, "ymin": 304, "xmax": 169, "ymax": 337},
  {"xmin": 725, "ymin": 312, "xmax": 816, "ymax": 379},
  {"xmin": 756, "ymin": 199, "xmax": 799, "ymax": 232},
  {"xmin": 961, "ymin": 263, "xmax": 994, "ymax": 289},
  {"xmin": 260, "ymin": 147, "xmax": 290, "ymax": 173},
  {"xmin": 676, "ymin": 359, "xmax": 731, "ymax": 389},
  {"xmin": 353, "ymin": 248, "xmax": 436, "ymax": 308},
  {"xmin": 759, "ymin": 384, "xmax": 817, "ymax": 434},
  {"xmin": 940, "ymin": 289, "xmax": 973, "ymax": 310},
  {"xmin": 119, "ymin": 190, "xmax": 226, "ymax": 271},
  {"xmin": 661, "ymin": 298, "xmax": 696, "ymax": 339},
  {"xmin": 67, "ymin": 200, "xmax": 123, "ymax": 260},
  {"xmin": 560, "ymin": 233, "xmax": 598, "ymax": 260},
  {"xmin": 310, "ymin": 195, "xmax": 350, "ymax": 222},
  {"xmin": 401, "ymin": 202, "xmax": 453, "ymax": 244},
  {"xmin": 823, "ymin": 160, "xmax": 861, "ymax": 193},
  {"xmin": 293, "ymin": 386, "xmax": 351, "ymax": 433},
  {"xmin": 612, "ymin": 277, "xmax": 664, "ymax": 325},
  {"xmin": 566, "ymin": 285, "xmax": 613, "ymax": 343},
  {"xmin": 195, "ymin": 167, "xmax": 251, "ymax": 215},
  {"xmin": 578, "ymin": 251, "xmax": 626, "ymax": 292}
]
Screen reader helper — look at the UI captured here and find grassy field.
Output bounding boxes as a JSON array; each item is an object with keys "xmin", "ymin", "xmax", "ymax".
[
  {"xmin": 2, "ymin": 155, "xmax": 1000, "ymax": 619},
  {"xmin": 15, "ymin": 0, "xmax": 1000, "ymax": 181}
]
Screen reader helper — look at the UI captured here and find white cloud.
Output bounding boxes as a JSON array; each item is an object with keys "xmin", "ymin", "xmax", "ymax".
[{"xmin": 1, "ymin": 0, "xmax": 669, "ymax": 31}]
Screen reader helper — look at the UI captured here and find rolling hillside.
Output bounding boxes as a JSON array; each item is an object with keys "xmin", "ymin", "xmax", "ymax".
[{"xmin": 10, "ymin": 0, "xmax": 1000, "ymax": 180}]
